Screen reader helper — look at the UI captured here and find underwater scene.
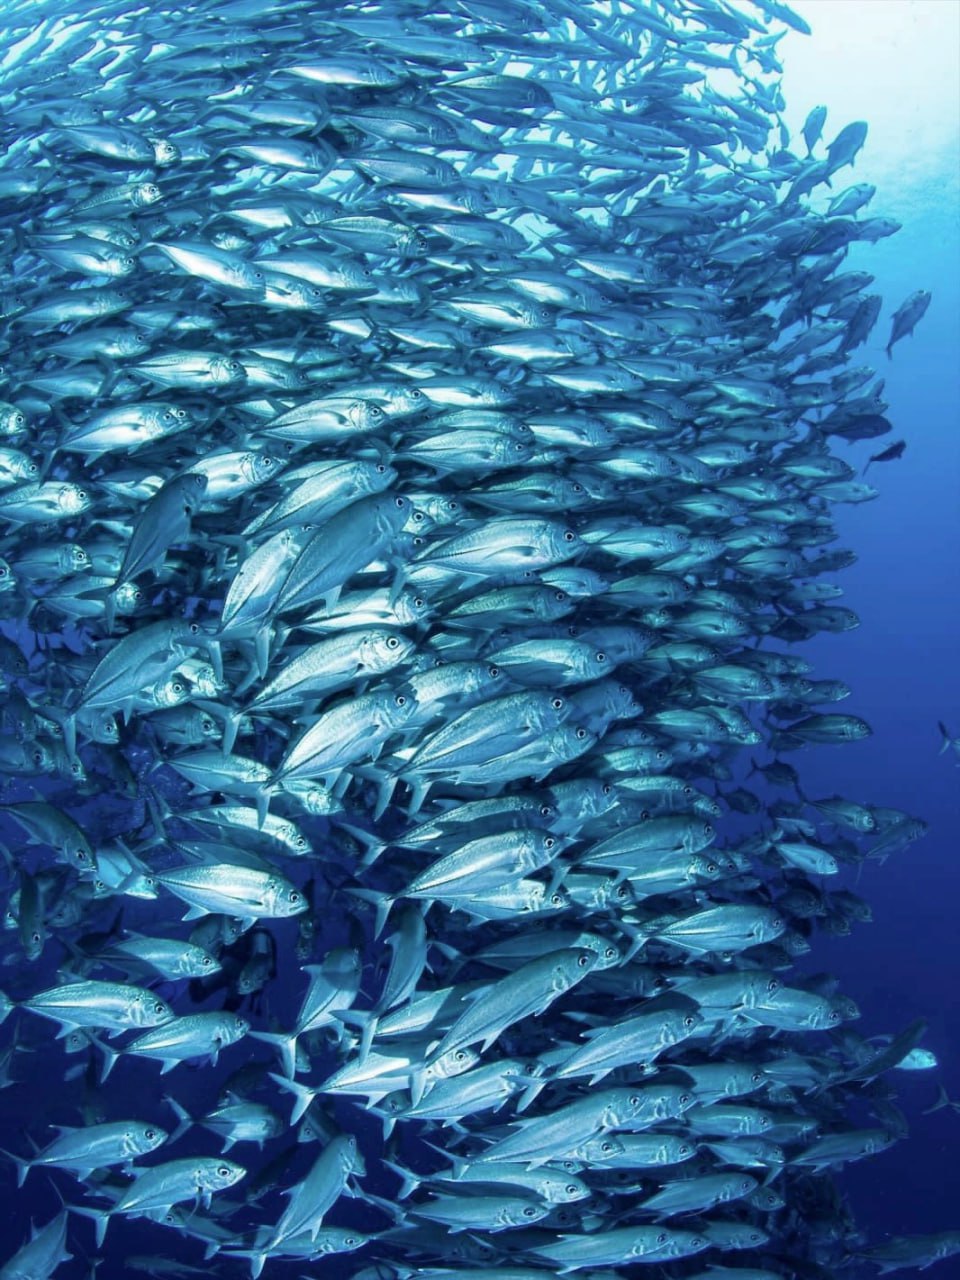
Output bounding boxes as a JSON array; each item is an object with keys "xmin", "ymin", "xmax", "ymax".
[{"xmin": 0, "ymin": 0, "xmax": 957, "ymax": 1276}]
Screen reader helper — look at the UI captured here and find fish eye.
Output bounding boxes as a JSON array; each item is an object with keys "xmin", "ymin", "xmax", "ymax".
[
  {"xmin": 706, "ymin": 862, "xmax": 718, "ymax": 875},
  {"xmin": 566, "ymin": 1184, "xmax": 579, "ymax": 1195},
  {"xmin": 680, "ymin": 1092, "xmax": 692, "ymax": 1104},
  {"xmin": 75, "ymin": 849, "xmax": 89, "ymax": 863},
  {"xmin": 679, "ymin": 1143, "xmax": 691, "ymax": 1155},
  {"xmin": 172, "ymin": 681, "xmax": 184, "ymax": 695},
  {"xmin": 154, "ymin": 1001, "xmax": 167, "ymax": 1015},
  {"xmin": 522, "ymin": 1205, "xmax": 539, "ymax": 1218},
  {"xmin": 189, "ymin": 622, "xmax": 201, "ymax": 634},
  {"xmin": 552, "ymin": 698, "xmax": 563, "ymax": 709},
  {"xmin": 550, "ymin": 893, "xmax": 564, "ymax": 907},
  {"xmin": 602, "ymin": 784, "xmax": 612, "ymax": 796},
  {"xmin": 31, "ymin": 931, "xmax": 41, "ymax": 944},
  {"xmin": 376, "ymin": 463, "xmax": 386, "ymax": 473},
  {"xmin": 683, "ymin": 1015, "xmax": 696, "ymax": 1029},
  {"xmin": 289, "ymin": 890, "xmax": 301, "ymax": 904},
  {"xmin": 704, "ymin": 823, "xmax": 713, "ymax": 836},
  {"xmin": 629, "ymin": 1094, "xmax": 640, "ymax": 1105},
  {"xmin": 145, "ymin": 1129, "xmax": 156, "ymax": 1140},
  {"xmin": 26, "ymin": 461, "xmax": 37, "ymax": 474},
  {"xmin": 576, "ymin": 953, "xmax": 590, "ymax": 967},
  {"xmin": 657, "ymin": 1231, "xmax": 668, "ymax": 1244},
  {"xmin": 563, "ymin": 530, "xmax": 576, "ymax": 542},
  {"xmin": 554, "ymin": 590, "xmax": 567, "ymax": 602},
  {"xmin": 394, "ymin": 496, "xmax": 405, "ymax": 508},
  {"xmin": 413, "ymin": 597, "xmax": 424, "ymax": 608},
  {"xmin": 387, "ymin": 636, "xmax": 400, "ymax": 648},
  {"xmin": 595, "ymin": 652, "xmax": 605, "ymax": 663},
  {"xmin": 575, "ymin": 728, "xmax": 587, "ymax": 739},
  {"xmin": 639, "ymin": 809, "xmax": 651, "ymax": 821},
  {"xmin": 217, "ymin": 1166, "xmax": 231, "ymax": 1178},
  {"xmin": 828, "ymin": 1010, "xmax": 841, "ymax": 1024},
  {"xmin": 487, "ymin": 665, "xmax": 500, "ymax": 677},
  {"xmin": 395, "ymin": 694, "xmax": 407, "ymax": 707},
  {"xmin": 752, "ymin": 1070, "xmax": 764, "ymax": 1083},
  {"xmin": 411, "ymin": 510, "xmax": 424, "ymax": 523},
  {"xmin": 544, "ymin": 836, "xmax": 555, "ymax": 849}
]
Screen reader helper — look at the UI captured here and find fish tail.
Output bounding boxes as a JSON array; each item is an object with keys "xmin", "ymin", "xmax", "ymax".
[
  {"xmin": 357, "ymin": 1013, "xmax": 379, "ymax": 1066},
  {"xmin": 334, "ymin": 820, "xmax": 387, "ymax": 866},
  {"xmin": 267, "ymin": 1071, "xmax": 315, "ymax": 1124},
  {"xmin": 375, "ymin": 1096, "xmax": 399, "ymax": 1136},
  {"xmin": 163, "ymin": 1093, "xmax": 193, "ymax": 1141},
  {"xmin": 255, "ymin": 785, "xmax": 271, "ymax": 829},
  {"xmin": 72, "ymin": 1205, "xmax": 111, "ymax": 1248},
  {"xmin": 516, "ymin": 1077, "xmax": 548, "ymax": 1113},
  {"xmin": 249, "ymin": 1029, "xmax": 299, "ymax": 1079},
  {"xmin": 94, "ymin": 1035, "xmax": 120, "ymax": 1083},
  {"xmin": 383, "ymin": 1158, "xmax": 421, "ymax": 1198},
  {"xmin": 922, "ymin": 1084, "xmax": 960, "ymax": 1115},
  {"xmin": 0, "ymin": 1147, "xmax": 30, "ymax": 1188},
  {"xmin": 372, "ymin": 772, "xmax": 399, "ymax": 821},
  {"xmin": 221, "ymin": 709, "xmax": 242, "ymax": 755}
]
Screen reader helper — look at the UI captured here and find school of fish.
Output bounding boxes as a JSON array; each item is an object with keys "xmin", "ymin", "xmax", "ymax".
[{"xmin": 0, "ymin": 0, "xmax": 951, "ymax": 1277}]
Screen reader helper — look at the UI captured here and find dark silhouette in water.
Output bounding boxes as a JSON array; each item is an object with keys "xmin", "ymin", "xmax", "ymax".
[{"xmin": 863, "ymin": 439, "xmax": 906, "ymax": 474}]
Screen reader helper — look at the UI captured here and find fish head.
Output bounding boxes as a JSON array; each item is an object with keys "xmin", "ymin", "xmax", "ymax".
[
  {"xmin": 202, "ymin": 1159, "xmax": 246, "ymax": 1191},
  {"xmin": 132, "ymin": 1123, "xmax": 169, "ymax": 1156},
  {"xmin": 266, "ymin": 876, "xmax": 308, "ymax": 918},
  {"xmin": 134, "ymin": 990, "xmax": 176, "ymax": 1027}
]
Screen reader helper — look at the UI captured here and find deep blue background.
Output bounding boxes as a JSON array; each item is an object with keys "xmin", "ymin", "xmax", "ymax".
[
  {"xmin": 779, "ymin": 0, "xmax": 960, "ymax": 1245},
  {"xmin": 0, "ymin": 1, "xmax": 958, "ymax": 1275}
]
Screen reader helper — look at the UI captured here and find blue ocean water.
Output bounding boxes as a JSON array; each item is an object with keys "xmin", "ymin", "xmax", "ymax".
[
  {"xmin": 0, "ymin": 0, "xmax": 957, "ymax": 1277},
  {"xmin": 776, "ymin": 0, "xmax": 960, "ymax": 1245}
]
